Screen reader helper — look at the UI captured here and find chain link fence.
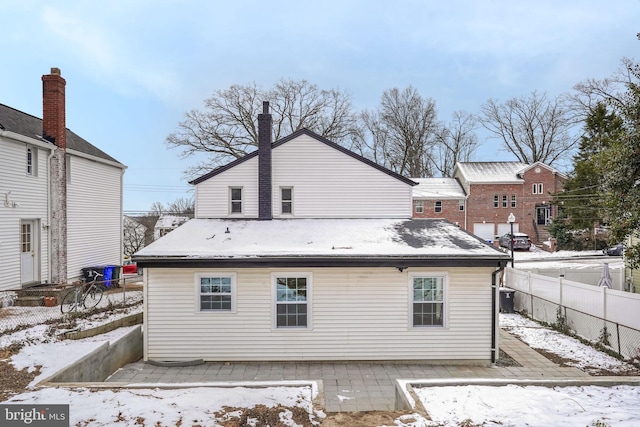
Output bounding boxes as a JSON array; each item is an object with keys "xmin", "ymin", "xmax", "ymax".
[
  {"xmin": 514, "ymin": 290, "xmax": 640, "ymax": 363},
  {"xmin": 0, "ymin": 276, "xmax": 143, "ymax": 336}
]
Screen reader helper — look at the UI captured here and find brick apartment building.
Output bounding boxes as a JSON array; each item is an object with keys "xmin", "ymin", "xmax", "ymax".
[{"xmin": 412, "ymin": 162, "xmax": 567, "ymax": 245}]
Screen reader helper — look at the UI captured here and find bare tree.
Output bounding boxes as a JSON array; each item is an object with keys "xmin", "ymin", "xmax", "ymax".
[
  {"xmin": 569, "ymin": 58, "xmax": 639, "ymax": 118},
  {"xmin": 123, "ymin": 216, "xmax": 147, "ymax": 258},
  {"xmin": 167, "ymin": 79, "xmax": 359, "ymax": 178},
  {"xmin": 166, "ymin": 196, "xmax": 195, "ymax": 217},
  {"xmin": 358, "ymin": 86, "xmax": 440, "ymax": 177},
  {"xmin": 149, "ymin": 202, "xmax": 165, "ymax": 217},
  {"xmin": 434, "ymin": 111, "xmax": 479, "ymax": 177},
  {"xmin": 479, "ymin": 91, "xmax": 579, "ymax": 166}
]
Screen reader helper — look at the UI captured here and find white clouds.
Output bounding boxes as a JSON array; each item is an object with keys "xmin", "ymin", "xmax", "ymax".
[{"xmin": 40, "ymin": 5, "xmax": 184, "ymax": 106}]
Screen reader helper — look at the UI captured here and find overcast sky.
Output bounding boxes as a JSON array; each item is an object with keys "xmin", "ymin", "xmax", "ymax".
[{"xmin": 1, "ymin": 1, "xmax": 638, "ymax": 212}]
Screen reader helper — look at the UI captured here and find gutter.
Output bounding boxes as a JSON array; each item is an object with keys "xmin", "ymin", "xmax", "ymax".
[
  {"xmin": 134, "ymin": 255, "xmax": 511, "ymax": 269},
  {"xmin": 491, "ymin": 264, "xmax": 506, "ymax": 363}
]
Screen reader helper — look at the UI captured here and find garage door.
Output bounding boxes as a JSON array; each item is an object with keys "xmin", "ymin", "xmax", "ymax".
[
  {"xmin": 497, "ymin": 223, "xmax": 520, "ymax": 237},
  {"xmin": 473, "ymin": 223, "xmax": 495, "ymax": 243}
]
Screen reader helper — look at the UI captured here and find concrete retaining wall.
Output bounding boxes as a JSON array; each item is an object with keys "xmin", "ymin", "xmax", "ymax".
[{"xmin": 44, "ymin": 325, "xmax": 143, "ymax": 383}]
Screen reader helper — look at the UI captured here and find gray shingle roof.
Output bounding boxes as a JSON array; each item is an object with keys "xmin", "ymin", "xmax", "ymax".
[{"xmin": 0, "ymin": 103, "xmax": 122, "ymax": 165}]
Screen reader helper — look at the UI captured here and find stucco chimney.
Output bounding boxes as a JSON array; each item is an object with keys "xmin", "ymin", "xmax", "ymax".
[
  {"xmin": 43, "ymin": 67, "xmax": 68, "ymax": 284},
  {"xmin": 258, "ymin": 101, "xmax": 272, "ymax": 220},
  {"xmin": 42, "ymin": 67, "xmax": 66, "ymax": 148}
]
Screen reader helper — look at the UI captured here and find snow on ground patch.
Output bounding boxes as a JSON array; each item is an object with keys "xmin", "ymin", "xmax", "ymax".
[
  {"xmin": 6, "ymin": 385, "xmax": 318, "ymax": 427},
  {"xmin": 415, "ymin": 384, "xmax": 640, "ymax": 427},
  {"xmin": 501, "ymin": 313, "xmax": 636, "ymax": 374}
]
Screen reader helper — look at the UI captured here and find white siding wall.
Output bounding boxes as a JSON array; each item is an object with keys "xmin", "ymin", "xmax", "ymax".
[
  {"xmin": 195, "ymin": 159, "xmax": 258, "ymax": 218},
  {"xmin": 194, "ymin": 134, "xmax": 413, "ymax": 218},
  {"xmin": 0, "ymin": 137, "xmax": 50, "ymax": 289},
  {"xmin": 144, "ymin": 266, "xmax": 495, "ymax": 362},
  {"xmin": 67, "ymin": 155, "xmax": 123, "ymax": 279}
]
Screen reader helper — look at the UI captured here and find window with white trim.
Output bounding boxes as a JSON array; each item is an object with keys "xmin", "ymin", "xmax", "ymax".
[
  {"xmin": 26, "ymin": 146, "xmax": 37, "ymax": 176},
  {"xmin": 230, "ymin": 187, "xmax": 242, "ymax": 214},
  {"xmin": 197, "ymin": 274, "xmax": 235, "ymax": 312},
  {"xmin": 434, "ymin": 200, "xmax": 442, "ymax": 213},
  {"xmin": 459, "ymin": 200, "xmax": 465, "ymax": 211},
  {"xmin": 532, "ymin": 183, "xmax": 544, "ymax": 194},
  {"xmin": 281, "ymin": 187, "xmax": 293, "ymax": 214},
  {"xmin": 511, "ymin": 195, "xmax": 517, "ymax": 208},
  {"xmin": 411, "ymin": 274, "xmax": 445, "ymax": 327},
  {"xmin": 493, "ymin": 195, "xmax": 499, "ymax": 208},
  {"xmin": 502, "ymin": 194, "xmax": 508, "ymax": 208},
  {"xmin": 274, "ymin": 274, "xmax": 310, "ymax": 328},
  {"xmin": 415, "ymin": 200, "xmax": 424, "ymax": 214}
]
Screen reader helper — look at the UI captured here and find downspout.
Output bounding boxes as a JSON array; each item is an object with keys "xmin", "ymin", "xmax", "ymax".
[
  {"xmin": 491, "ymin": 263, "xmax": 506, "ymax": 363},
  {"xmin": 119, "ymin": 167, "xmax": 125, "ymax": 266}
]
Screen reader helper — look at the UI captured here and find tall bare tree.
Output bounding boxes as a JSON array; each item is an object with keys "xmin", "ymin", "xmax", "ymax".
[
  {"xmin": 358, "ymin": 86, "xmax": 440, "ymax": 177},
  {"xmin": 123, "ymin": 216, "xmax": 147, "ymax": 258},
  {"xmin": 479, "ymin": 91, "xmax": 579, "ymax": 166},
  {"xmin": 166, "ymin": 196, "xmax": 195, "ymax": 217},
  {"xmin": 434, "ymin": 111, "xmax": 479, "ymax": 177},
  {"xmin": 166, "ymin": 79, "xmax": 359, "ymax": 178}
]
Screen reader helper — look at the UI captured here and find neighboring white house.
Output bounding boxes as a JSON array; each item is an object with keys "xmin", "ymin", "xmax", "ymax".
[
  {"xmin": 135, "ymin": 102, "xmax": 509, "ymax": 364},
  {"xmin": 0, "ymin": 68, "xmax": 125, "ymax": 290},
  {"xmin": 153, "ymin": 215, "xmax": 190, "ymax": 240}
]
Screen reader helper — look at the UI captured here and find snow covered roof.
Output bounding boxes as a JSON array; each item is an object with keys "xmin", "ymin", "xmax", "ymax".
[
  {"xmin": 135, "ymin": 218, "xmax": 509, "ymax": 268},
  {"xmin": 455, "ymin": 162, "xmax": 529, "ymax": 184},
  {"xmin": 154, "ymin": 215, "xmax": 190, "ymax": 229},
  {"xmin": 411, "ymin": 178, "xmax": 466, "ymax": 199}
]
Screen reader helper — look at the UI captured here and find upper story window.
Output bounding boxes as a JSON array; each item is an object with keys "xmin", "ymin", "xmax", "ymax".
[
  {"xmin": 493, "ymin": 195, "xmax": 499, "ymax": 208},
  {"xmin": 281, "ymin": 187, "xmax": 293, "ymax": 215},
  {"xmin": 197, "ymin": 273, "xmax": 236, "ymax": 312},
  {"xmin": 411, "ymin": 274, "xmax": 446, "ymax": 327},
  {"xmin": 26, "ymin": 146, "xmax": 37, "ymax": 176},
  {"xmin": 230, "ymin": 187, "xmax": 242, "ymax": 214},
  {"xmin": 511, "ymin": 195, "xmax": 517, "ymax": 208},
  {"xmin": 415, "ymin": 200, "xmax": 424, "ymax": 214},
  {"xmin": 532, "ymin": 183, "xmax": 544, "ymax": 194},
  {"xmin": 434, "ymin": 200, "xmax": 442, "ymax": 213},
  {"xmin": 459, "ymin": 200, "xmax": 465, "ymax": 211},
  {"xmin": 502, "ymin": 194, "xmax": 508, "ymax": 208}
]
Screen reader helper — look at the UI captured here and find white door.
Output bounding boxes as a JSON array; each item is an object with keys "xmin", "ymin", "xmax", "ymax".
[{"xmin": 20, "ymin": 220, "xmax": 37, "ymax": 284}]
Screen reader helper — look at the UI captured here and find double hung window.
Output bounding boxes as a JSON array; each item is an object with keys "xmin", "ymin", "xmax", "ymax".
[
  {"xmin": 281, "ymin": 187, "xmax": 293, "ymax": 214},
  {"xmin": 411, "ymin": 274, "xmax": 445, "ymax": 327},
  {"xmin": 274, "ymin": 274, "xmax": 310, "ymax": 328},
  {"xmin": 230, "ymin": 187, "xmax": 242, "ymax": 214}
]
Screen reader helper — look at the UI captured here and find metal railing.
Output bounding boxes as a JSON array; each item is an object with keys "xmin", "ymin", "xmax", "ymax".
[{"xmin": 0, "ymin": 276, "xmax": 143, "ymax": 336}]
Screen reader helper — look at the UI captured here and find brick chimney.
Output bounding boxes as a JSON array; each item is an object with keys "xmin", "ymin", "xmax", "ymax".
[
  {"xmin": 42, "ymin": 67, "xmax": 66, "ymax": 148},
  {"xmin": 258, "ymin": 101, "xmax": 272, "ymax": 220},
  {"xmin": 43, "ymin": 67, "xmax": 68, "ymax": 284}
]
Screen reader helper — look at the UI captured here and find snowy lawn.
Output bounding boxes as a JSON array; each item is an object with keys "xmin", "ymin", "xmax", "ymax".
[{"xmin": 501, "ymin": 313, "xmax": 639, "ymax": 375}]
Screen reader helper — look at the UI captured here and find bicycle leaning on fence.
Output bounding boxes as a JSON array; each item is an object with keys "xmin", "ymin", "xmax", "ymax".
[{"xmin": 60, "ymin": 270, "xmax": 105, "ymax": 313}]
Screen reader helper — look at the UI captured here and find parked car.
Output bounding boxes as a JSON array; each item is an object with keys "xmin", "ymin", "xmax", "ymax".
[
  {"xmin": 122, "ymin": 259, "xmax": 141, "ymax": 275},
  {"xmin": 605, "ymin": 243, "xmax": 624, "ymax": 256},
  {"xmin": 498, "ymin": 232, "xmax": 532, "ymax": 251}
]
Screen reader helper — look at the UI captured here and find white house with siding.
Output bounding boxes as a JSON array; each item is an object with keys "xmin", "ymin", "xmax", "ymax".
[
  {"xmin": 0, "ymin": 68, "xmax": 125, "ymax": 290},
  {"xmin": 135, "ymin": 102, "xmax": 510, "ymax": 364}
]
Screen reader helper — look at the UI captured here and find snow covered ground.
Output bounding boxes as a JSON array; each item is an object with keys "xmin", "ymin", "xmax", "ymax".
[{"xmin": 3, "ymin": 309, "xmax": 639, "ymax": 426}]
